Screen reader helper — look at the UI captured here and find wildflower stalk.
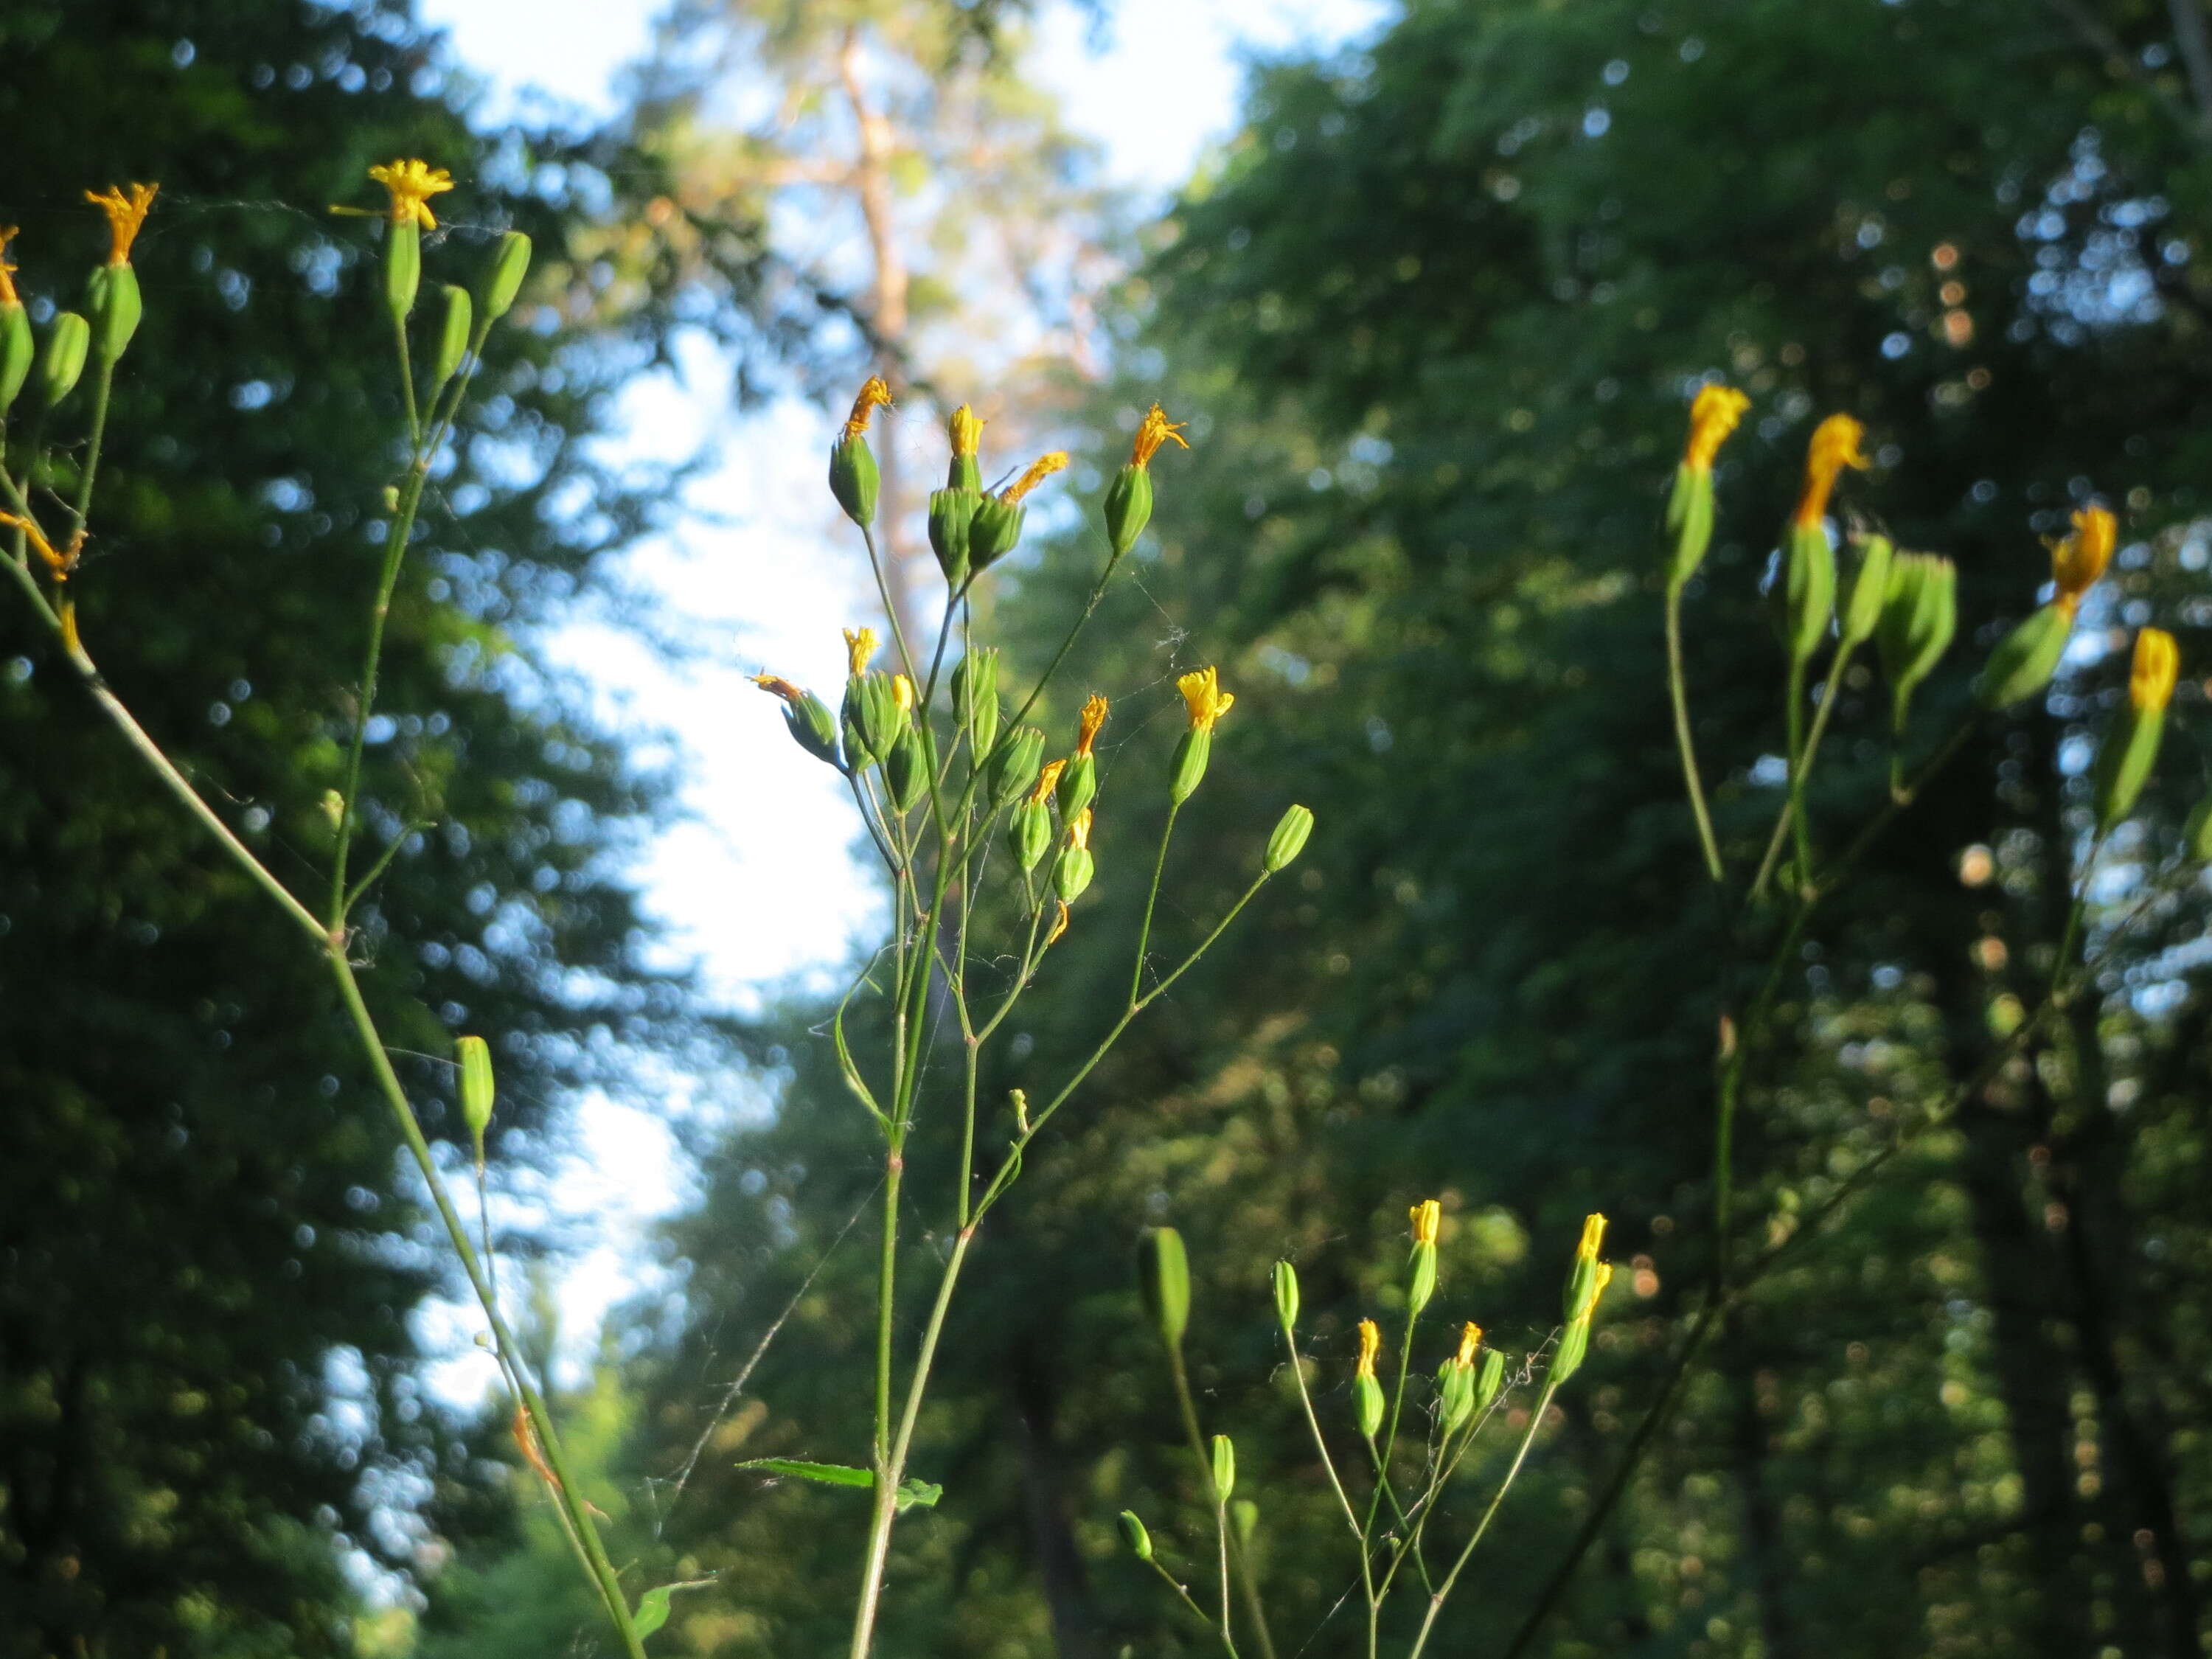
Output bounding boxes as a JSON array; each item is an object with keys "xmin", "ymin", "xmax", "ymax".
[
  {"xmin": 1406, "ymin": 1376, "xmax": 1562, "ymax": 1659},
  {"xmin": 1751, "ymin": 634, "xmax": 1860, "ymax": 902},
  {"xmin": 1130, "ymin": 799, "xmax": 1181, "ymax": 1004},
  {"xmin": 68, "ymin": 357, "xmax": 114, "ymax": 537},
  {"xmin": 1664, "ymin": 583, "xmax": 1725, "ymax": 883}
]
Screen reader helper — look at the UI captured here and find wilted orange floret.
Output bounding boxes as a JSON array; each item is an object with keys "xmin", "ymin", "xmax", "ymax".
[
  {"xmin": 2131, "ymin": 627, "xmax": 2179, "ymax": 714},
  {"xmin": 1074, "ymin": 692, "xmax": 1109, "ymax": 756},
  {"xmin": 751, "ymin": 673, "xmax": 806, "ymax": 704},
  {"xmin": 1027, "ymin": 758, "xmax": 1067, "ymax": 807},
  {"xmin": 1045, "ymin": 900, "xmax": 1071, "ymax": 947},
  {"xmin": 1683, "ymin": 383, "xmax": 1750, "ymax": 473},
  {"xmin": 0, "ymin": 226, "xmax": 20, "ymax": 306},
  {"xmin": 842, "ymin": 376, "xmax": 892, "ymax": 444},
  {"xmin": 1454, "ymin": 1322, "xmax": 1482, "ymax": 1368},
  {"xmin": 2052, "ymin": 505, "xmax": 2116, "ymax": 611},
  {"xmin": 1132, "ymin": 403, "xmax": 1190, "ymax": 467},
  {"xmin": 1792, "ymin": 414, "xmax": 1869, "ymax": 528},
  {"xmin": 1067, "ymin": 807, "xmax": 1093, "ymax": 851},
  {"xmin": 1003, "ymin": 451, "xmax": 1070, "ymax": 505},
  {"xmin": 366, "ymin": 160, "xmax": 452, "ymax": 229},
  {"xmin": 1177, "ymin": 667, "xmax": 1234, "ymax": 733},
  {"xmin": 85, "ymin": 183, "xmax": 158, "ymax": 266}
]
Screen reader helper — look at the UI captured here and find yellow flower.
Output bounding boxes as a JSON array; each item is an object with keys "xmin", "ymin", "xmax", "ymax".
[
  {"xmin": 1593, "ymin": 1262, "xmax": 1615, "ymax": 1300},
  {"xmin": 1354, "ymin": 1318, "xmax": 1381, "ymax": 1380},
  {"xmin": 949, "ymin": 403, "xmax": 983, "ymax": 458},
  {"xmin": 1576, "ymin": 1212, "xmax": 1608, "ymax": 1263},
  {"xmin": 2131, "ymin": 627, "xmax": 2179, "ymax": 714},
  {"xmin": 85, "ymin": 183, "xmax": 158, "ymax": 267},
  {"xmin": 751, "ymin": 672, "xmax": 806, "ymax": 704},
  {"xmin": 1792, "ymin": 414, "xmax": 1869, "ymax": 529},
  {"xmin": 1409, "ymin": 1199, "xmax": 1441, "ymax": 1247},
  {"xmin": 1028, "ymin": 757, "xmax": 1067, "ymax": 807},
  {"xmin": 1683, "ymin": 383, "xmax": 1750, "ymax": 473},
  {"xmin": 1177, "ymin": 666, "xmax": 1235, "ymax": 734},
  {"xmin": 1454, "ymin": 1322, "xmax": 1482, "ymax": 1368},
  {"xmin": 1074, "ymin": 692, "xmax": 1110, "ymax": 757},
  {"xmin": 0, "ymin": 226, "xmax": 20, "ymax": 307},
  {"xmin": 1131, "ymin": 403, "xmax": 1189, "ymax": 468},
  {"xmin": 843, "ymin": 375, "xmax": 892, "ymax": 444},
  {"xmin": 1067, "ymin": 807, "xmax": 1093, "ymax": 851},
  {"xmin": 1002, "ymin": 451, "xmax": 1069, "ymax": 504},
  {"xmin": 366, "ymin": 160, "xmax": 453, "ymax": 230},
  {"xmin": 844, "ymin": 626, "xmax": 878, "ymax": 677},
  {"xmin": 1044, "ymin": 900, "xmax": 1071, "ymax": 947},
  {"xmin": 2052, "ymin": 505, "xmax": 2116, "ymax": 611}
]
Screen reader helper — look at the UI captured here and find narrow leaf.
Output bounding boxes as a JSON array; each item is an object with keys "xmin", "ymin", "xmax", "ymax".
[
  {"xmin": 737, "ymin": 1458, "xmax": 874, "ymax": 1489},
  {"xmin": 632, "ymin": 1577, "xmax": 714, "ymax": 1641}
]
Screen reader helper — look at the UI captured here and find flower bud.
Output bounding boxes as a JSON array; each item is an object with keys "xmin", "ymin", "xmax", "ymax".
[
  {"xmin": 849, "ymin": 671, "xmax": 910, "ymax": 766},
  {"xmin": 967, "ymin": 494, "xmax": 1025, "ymax": 569},
  {"xmin": 886, "ymin": 726, "xmax": 929, "ymax": 813},
  {"xmin": 830, "ymin": 436, "xmax": 880, "ymax": 527},
  {"xmin": 457, "ymin": 1034, "xmax": 495, "ymax": 1172},
  {"xmin": 1475, "ymin": 1347, "xmax": 1504, "ymax": 1413},
  {"xmin": 1663, "ymin": 465, "xmax": 1714, "ymax": 591},
  {"xmin": 1438, "ymin": 1355, "xmax": 1475, "ymax": 1434},
  {"xmin": 1272, "ymin": 1259, "xmax": 1300, "ymax": 1329},
  {"xmin": 1875, "ymin": 553, "xmax": 1957, "ymax": 733},
  {"xmin": 1057, "ymin": 751, "xmax": 1097, "ymax": 821},
  {"xmin": 2188, "ymin": 794, "xmax": 2212, "ymax": 863},
  {"xmin": 953, "ymin": 649, "xmax": 1000, "ymax": 759},
  {"xmin": 0, "ymin": 302, "xmax": 32, "ymax": 414},
  {"xmin": 1054, "ymin": 837, "xmax": 1096, "ymax": 903},
  {"xmin": 1232, "ymin": 1498, "xmax": 1258, "ymax": 1545},
  {"xmin": 481, "ymin": 230, "xmax": 532, "ymax": 321},
  {"xmin": 988, "ymin": 726, "xmax": 1046, "ymax": 810},
  {"xmin": 1138, "ymin": 1226, "xmax": 1191, "ymax": 1352},
  {"xmin": 1354, "ymin": 1372, "xmax": 1385, "ymax": 1439},
  {"xmin": 1839, "ymin": 535, "xmax": 1894, "ymax": 649},
  {"xmin": 1975, "ymin": 602, "xmax": 2073, "ymax": 712},
  {"xmin": 384, "ymin": 218, "xmax": 421, "ymax": 320},
  {"xmin": 1169, "ymin": 727, "xmax": 1211, "ymax": 804},
  {"xmin": 430, "ymin": 283, "xmax": 473, "ymax": 392},
  {"xmin": 1265, "ymin": 804, "xmax": 1314, "ymax": 874},
  {"xmin": 1211, "ymin": 1434, "xmax": 1237, "ymax": 1503},
  {"xmin": 1551, "ymin": 1319, "xmax": 1591, "ymax": 1385},
  {"xmin": 1118, "ymin": 1511, "xmax": 1153, "ymax": 1562},
  {"xmin": 753, "ymin": 675, "xmax": 842, "ymax": 768},
  {"xmin": 85, "ymin": 262, "xmax": 142, "ymax": 364},
  {"xmin": 1774, "ymin": 522, "xmax": 1836, "ymax": 669},
  {"xmin": 2094, "ymin": 627, "xmax": 2179, "ymax": 834},
  {"xmin": 1104, "ymin": 462, "xmax": 1152, "ymax": 558},
  {"xmin": 928, "ymin": 487, "xmax": 980, "ymax": 586},
  {"xmin": 38, "ymin": 312, "xmax": 90, "ymax": 407},
  {"xmin": 1009, "ymin": 798, "xmax": 1051, "ymax": 871}
]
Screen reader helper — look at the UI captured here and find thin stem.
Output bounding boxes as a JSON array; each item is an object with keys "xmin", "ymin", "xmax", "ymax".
[
  {"xmin": 329, "ymin": 465, "xmax": 426, "ymax": 925},
  {"xmin": 1281, "ymin": 1322, "xmax": 1378, "ymax": 1659},
  {"xmin": 1129, "ymin": 798, "xmax": 1182, "ymax": 1007},
  {"xmin": 1664, "ymin": 583, "xmax": 1725, "ymax": 883},
  {"xmin": 1149, "ymin": 1556, "xmax": 1231, "ymax": 1650},
  {"xmin": 860, "ymin": 522, "xmax": 919, "ymax": 681},
  {"xmin": 68, "ymin": 358, "xmax": 116, "ymax": 538},
  {"xmin": 1170, "ymin": 1349, "xmax": 1271, "ymax": 1659},
  {"xmin": 1782, "ymin": 655, "xmax": 1812, "ymax": 886},
  {"xmin": 874, "ymin": 1150, "xmax": 902, "ymax": 1465},
  {"xmin": 1753, "ymin": 640, "xmax": 1857, "ymax": 902},
  {"xmin": 1407, "ymin": 1379, "xmax": 1562, "ymax": 1659},
  {"xmin": 393, "ymin": 310, "xmax": 420, "ymax": 448}
]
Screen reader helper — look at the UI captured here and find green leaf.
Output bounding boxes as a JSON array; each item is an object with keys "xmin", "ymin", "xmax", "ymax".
[
  {"xmin": 736, "ymin": 1458, "xmax": 874, "ymax": 1489},
  {"xmin": 895, "ymin": 1477, "xmax": 943, "ymax": 1512},
  {"xmin": 631, "ymin": 1578, "xmax": 714, "ymax": 1641}
]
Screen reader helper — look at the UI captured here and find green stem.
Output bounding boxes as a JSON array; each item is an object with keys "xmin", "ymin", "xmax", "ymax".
[
  {"xmin": 1407, "ymin": 1378, "xmax": 1561, "ymax": 1659},
  {"xmin": 1753, "ymin": 641, "xmax": 1856, "ymax": 902},
  {"xmin": 1781, "ymin": 654, "xmax": 1812, "ymax": 886},
  {"xmin": 1170, "ymin": 1347, "xmax": 1273, "ymax": 1659},
  {"xmin": 1149, "ymin": 1556, "xmax": 1231, "ymax": 1650},
  {"xmin": 393, "ymin": 310, "xmax": 420, "ymax": 448},
  {"xmin": 1129, "ymin": 799, "xmax": 1182, "ymax": 1006},
  {"xmin": 68, "ymin": 358, "xmax": 115, "ymax": 539},
  {"xmin": 1665, "ymin": 582, "xmax": 1725, "ymax": 883},
  {"xmin": 860, "ymin": 522, "xmax": 919, "ymax": 681},
  {"xmin": 1280, "ymin": 1322, "xmax": 1377, "ymax": 1659}
]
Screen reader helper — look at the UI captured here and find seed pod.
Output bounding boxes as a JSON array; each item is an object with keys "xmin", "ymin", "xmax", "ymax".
[
  {"xmin": 1211, "ymin": 1435, "xmax": 1237, "ymax": 1503},
  {"xmin": 988, "ymin": 726, "xmax": 1046, "ymax": 810},
  {"xmin": 1975, "ymin": 603, "xmax": 2073, "ymax": 712},
  {"xmin": 1272, "ymin": 1259, "xmax": 1300, "ymax": 1329},
  {"xmin": 430, "ymin": 284, "xmax": 472, "ymax": 391},
  {"xmin": 1838, "ymin": 535, "xmax": 1894, "ymax": 649},
  {"xmin": 0, "ymin": 302, "xmax": 32, "ymax": 413},
  {"xmin": 1265, "ymin": 804, "xmax": 1314, "ymax": 873},
  {"xmin": 830, "ymin": 436, "xmax": 880, "ymax": 526},
  {"xmin": 1009, "ymin": 798, "xmax": 1052, "ymax": 871},
  {"xmin": 1663, "ymin": 463, "xmax": 1715, "ymax": 591},
  {"xmin": 1117, "ymin": 1511, "xmax": 1153, "ymax": 1562},
  {"xmin": 886, "ymin": 726, "xmax": 929, "ymax": 813},
  {"xmin": 953, "ymin": 648, "xmax": 1000, "ymax": 759},
  {"xmin": 384, "ymin": 218, "xmax": 421, "ymax": 320},
  {"xmin": 86, "ymin": 262, "xmax": 142, "ymax": 364},
  {"xmin": 38, "ymin": 312, "xmax": 90, "ymax": 407},
  {"xmin": 1354, "ymin": 1371, "xmax": 1385, "ymax": 1439},
  {"xmin": 1875, "ymin": 553, "xmax": 1958, "ymax": 732},
  {"xmin": 1138, "ymin": 1227, "xmax": 1191, "ymax": 1352},
  {"xmin": 1057, "ymin": 751, "xmax": 1097, "ymax": 821},
  {"xmin": 928, "ymin": 487, "xmax": 979, "ymax": 587},
  {"xmin": 1231, "ymin": 1498, "xmax": 1258, "ymax": 1546},
  {"xmin": 456, "ymin": 1034, "xmax": 495, "ymax": 1173},
  {"xmin": 481, "ymin": 230, "xmax": 532, "ymax": 321},
  {"xmin": 1774, "ymin": 522, "xmax": 1837, "ymax": 669},
  {"xmin": 1169, "ymin": 727, "xmax": 1211, "ymax": 804},
  {"xmin": 968, "ymin": 494, "xmax": 1024, "ymax": 569},
  {"xmin": 1104, "ymin": 462, "xmax": 1153, "ymax": 558}
]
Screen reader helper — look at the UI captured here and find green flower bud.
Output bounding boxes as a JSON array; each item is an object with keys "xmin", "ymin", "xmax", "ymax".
[
  {"xmin": 1009, "ymin": 797, "xmax": 1053, "ymax": 872},
  {"xmin": 968, "ymin": 494, "xmax": 1026, "ymax": 571},
  {"xmin": 1118, "ymin": 1511, "xmax": 1153, "ymax": 1562},
  {"xmin": 86, "ymin": 262, "xmax": 142, "ymax": 364},
  {"xmin": 384, "ymin": 218, "xmax": 421, "ymax": 320},
  {"xmin": 1265, "ymin": 804, "xmax": 1314, "ymax": 874},
  {"xmin": 1053, "ymin": 839, "xmax": 1096, "ymax": 903},
  {"xmin": 1210, "ymin": 1435, "xmax": 1236, "ymax": 1503},
  {"xmin": 430, "ymin": 283, "xmax": 472, "ymax": 392},
  {"xmin": 2094, "ymin": 628, "xmax": 2179, "ymax": 835},
  {"xmin": 1272, "ymin": 1259, "xmax": 1300, "ymax": 1329},
  {"xmin": 1354, "ymin": 1372, "xmax": 1385, "ymax": 1439},
  {"xmin": 849, "ymin": 671, "xmax": 912, "ymax": 767},
  {"xmin": 1057, "ymin": 750, "xmax": 1097, "ymax": 821},
  {"xmin": 1475, "ymin": 1348, "xmax": 1505, "ymax": 1413},
  {"xmin": 1408, "ymin": 1242, "xmax": 1438, "ymax": 1317},
  {"xmin": 2187, "ymin": 793, "xmax": 2212, "ymax": 863},
  {"xmin": 1663, "ymin": 462, "xmax": 1714, "ymax": 590},
  {"xmin": 1975, "ymin": 602, "xmax": 2074, "ymax": 712},
  {"xmin": 38, "ymin": 312, "xmax": 90, "ymax": 407},
  {"xmin": 886, "ymin": 726, "xmax": 929, "ymax": 813},
  {"xmin": 988, "ymin": 726, "xmax": 1046, "ymax": 810},
  {"xmin": 1438, "ymin": 1356, "xmax": 1475, "ymax": 1434},
  {"xmin": 830, "ymin": 437, "xmax": 880, "ymax": 528},
  {"xmin": 481, "ymin": 230, "xmax": 532, "ymax": 321},
  {"xmin": 1551, "ymin": 1319, "xmax": 1591, "ymax": 1386},
  {"xmin": 1169, "ymin": 728, "xmax": 1211, "ymax": 805},
  {"xmin": 456, "ymin": 1034, "xmax": 495, "ymax": 1172},
  {"xmin": 1138, "ymin": 1227, "xmax": 1192, "ymax": 1352},
  {"xmin": 1875, "ymin": 552, "xmax": 1958, "ymax": 733},
  {"xmin": 1104, "ymin": 462, "xmax": 1152, "ymax": 558},
  {"xmin": 928, "ymin": 487, "xmax": 979, "ymax": 587},
  {"xmin": 754, "ymin": 675, "xmax": 842, "ymax": 768},
  {"xmin": 1775, "ymin": 522, "xmax": 1836, "ymax": 669},
  {"xmin": 953, "ymin": 649, "xmax": 1001, "ymax": 759},
  {"xmin": 0, "ymin": 302, "xmax": 32, "ymax": 413},
  {"xmin": 1231, "ymin": 1498, "xmax": 1258, "ymax": 1546},
  {"xmin": 1839, "ymin": 535, "xmax": 1894, "ymax": 649}
]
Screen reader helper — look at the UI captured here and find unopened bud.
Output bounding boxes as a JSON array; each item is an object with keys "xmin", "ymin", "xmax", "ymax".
[
  {"xmin": 929, "ymin": 487, "xmax": 979, "ymax": 587},
  {"xmin": 988, "ymin": 726, "xmax": 1046, "ymax": 810},
  {"xmin": 968, "ymin": 494, "xmax": 1025, "ymax": 570},
  {"xmin": 456, "ymin": 1034, "xmax": 495, "ymax": 1172},
  {"xmin": 1054, "ymin": 838, "xmax": 1096, "ymax": 903},
  {"xmin": 1057, "ymin": 751, "xmax": 1097, "ymax": 821},
  {"xmin": 38, "ymin": 312, "xmax": 90, "ymax": 407},
  {"xmin": 384, "ymin": 218, "xmax": 421, "ymax": 320},
  {"xmin": 1774, "ymin": 523, "xmax": 1837, "ymax": 669},
  {"xmin": 1875, "ymin": 552, "xmax": 1958, "ymax": 734},
  {"xmin": 1009, "ymin": 798, "xmax": 1052, "ymax": 872},
  {"xmin": 886, "ymin": 726, "xmax": 929, "ymax": 813},
  {"xmin": 430, "ymin": 284, "xmax": 473, "ymax": 391},
  {"xmin": 1265, "ymin": 804, "xmax": 1314, "ymax": 874},
  {"xmin": 1272, "ymin": 1259, "xmax": 1300, "ymax": 1329},
  {"xmin": 0, "ymin": 302, "xmax": 32, "ymax": 413},
  {"xmin": 1138, "ymin": 1227, "xmax": 1191, "ymax": 1351},
  {"xmin": 830, "ymin": 435, "xmax": 880, "ymax": 527},
  {"xmin": 86, "ymin": 263, "xmax": 142, "ymax": 364},
  {"xmin": 1210, "ymin": 1435, "xmax": 1236, "ymax": 1503},
  {"xmin": 1354, "ymin": 1372, "xmax": 1385, "ymax": 1439},
  {"xmin": 1118, "ymin": 1511, "xmax": 1152, "ymax": 1562},
  {"xmin": 953, "ymin": 649, "xmax": 1001, "ymax": 759},
  {"xmin": 1663, "ymin": 463, "xmax": 1715, "ymax": 590},
  {"xmin": 1976, "ymin": 602, "xmax": 2073, "ymax": 712},
  {"xmin": 1169, "ymin": 727, "xmax": 1211, "ymax": 805},
  {"xmin": 1103, "ymin": 462, "xmax": 1153, "ymax": 558},
  {"xmin": 481, "ymin": 230, "xmax": 532, "ymax": 321},
  {"xmin": 1839, "ymin": 535, "xmax": 1894, "ymax": 649}
]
